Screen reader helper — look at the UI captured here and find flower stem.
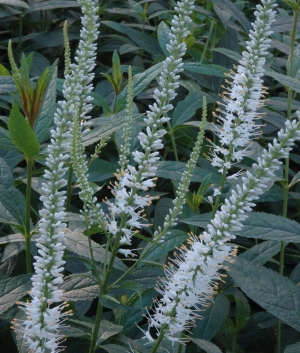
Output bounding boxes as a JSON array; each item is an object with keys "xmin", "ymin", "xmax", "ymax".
[
  {"xmin": 25, "ymin": 159, "xmax": 33, "ymax": 273},
  {"xmin": 276, "ymin": 3, "xmax": 300, "ymax": 352}
]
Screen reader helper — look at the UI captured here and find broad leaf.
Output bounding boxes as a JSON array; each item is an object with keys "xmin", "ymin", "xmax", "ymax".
[
  {"xmin": 0, "ymin": 75, "xmax": 16, "ymax": 93},
  {"xmin": 0, "ymin": 274, "xmax": 32, "ymax": 314},
  {"xmin": 27, "ymin": 0, "xmax": 79, "ymax": 12},
  {"xmin": 97, "ymin": 320, "xmax": 123, "ymax": 345},
  {"xmin": 172, "ymin": 92, "xmax": 209, "ymax": 127},
  {"xmin": 229, "ymin": 257, "xmax": 300, "ymax": 332},
  {"xmin": 285, "ymin": 342, "xmax": 300, "ymax": 353},
  {"xmin": 190, "ymin": 338, "xmax": 223, "ymax": 353},
  {"xmin": 8, "ymin": 105, "xmax": 40, "ymax": 160},
  {"xmin": 155, "ymin": 161, "xmax": 220, "ymax": 184},
  {"xmin": 0, "ymin": 127, "xmax": 22, "ymax": 153},
  {"xmin": 100, "ymin": 344, "xmax": 129, "ymax": 353},
  {"xmin": 61, "ymin": 273, "xmax": 99, "ymax": 301},
  {"xmin": 65, "ymin": 228, "xmax": 127, "ymax": 271},
  {"xmin": 184, "ymin": 62, "xmax": 230, "ymax": 77},
  {"xmin": 0, "ymin": 0, "xmax": 29, "ymax": 8},
  {"xmin": 102, "ymin": 21, "xmax": 163, "ymax": 57},
  {"xmin": 194, "ymin": 294, "xmax": 230, "ymax": 341},
  {"xmin": 157, "ymin": 21, "xmax": 170, "ymax": 56},
  {"xmin": 0, "ymin": 158, "xmax": 26, "ymax": 230},
  {"xmin": 239, "ymin": 240, "xmax": 281, "ymax": 265}
]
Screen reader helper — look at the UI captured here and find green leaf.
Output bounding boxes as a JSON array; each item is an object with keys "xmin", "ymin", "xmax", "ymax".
[
  {"xmin": 229, "ymin": 257, "xmax": 300, "ymax": 332},
  {"xmin": 112, "ymin": 50, "xmax": 122, "ymax": 92},
  {"xmin": 61, "ymin": 273, "xmax": 99, "ymax": 302},
  {"xmin": 100, "ymin": 344, "xmax": 129, "ymax": 353},
  {"xmin": 289, "ymin": 171, "xmax": 300, "ymax": 188},
  {"xmin": 26, "ymin": 0, "xmax": 79, "ymax": 12},
  {"xmin": 285, "ymin": 342, "xmax": 300, "ymax": 353},
  {"xmin": 0, "ymin": 75, "xmax": 16, "ymax": 93},
  {"xmin": 211, "ymin": 0, "xmax": 250, "ymax": 32},
  {"xmin": 8, "ymin": 105, "xmax": 40, "ymax": 160},
  {"xmin": 0, "ymin": 274, "xmax": 32, "ymax": 314},
  {"xmin": 239, "ymin": 240, "xmax": 281, "ymax": 265},
  {"xmin": 194, "ymin": 294, "xmax": 230, "ymax": 341},
  {"xmin": 85, "ymin": 159, "xmax": 117, "ymax": 183},
  {"xmin": 118, "ymin": 280, "xmax": 142, "ymax": 299},
  {"xmin": 102, "ymin": 21, "xmax": 163, "ymax": 57},
  {"xmin": 143, "ymin": 230, "xmax": 188, "ymax": 261},
  {"xmin": 0, "ymin": 0, "xmax": 29, "ymax": 8},
  {"xmin": 155, "ymin": 161, "xmax": 220, "ymax": 184},
  {"xmin": 283, "ymin": 0, "xmax": 299, "ymax": 11},
  {"xmin": 235, "ymin": 296, "xmax": 251, "ymax": 332},
  {"xmin": 97, "ymin": 320, "xmax": 123, "ymax": 345},
  {"xmin": 116, "ymin": 62, "xmax": 164, "ymax": 111},
  {"xmin": 172, "ymin": 92, "xmax": 209, "ymax": 127},
  {"xmin": 34, "ymin": 63, "xmax": 57, "ymax": 143},
  {"xmin": 190, "ymin": 338, "xmax": 223, "ymax": 353},
  {"xmin": 157, "ymin": 21, "xmax": 170, "ymax": 56},
  {"xmin": 213, "ymin": 48, "xmax": 241, "ymax": 62},
  {"xmin": 184, "ymin": 62, "xmax": 230, "ymax": 77},
  {"xmin": 235, "ymin": 212, "xmax": 300, "ymax": 242},
  {"xmin": 0, "ymin": 158, "xmax": 26, "ymax": 230},
  {"xmin": 0, "ymin": 127, "xmax": 22, "ymax": 153},
  {"xmin": 287, "ymin": 44, "xmax": 300, "ymax": 78},
  {"xmin": 264, "ymin": 68, "xmax": 300, "ymax": 94},
  {"xmin": 64, "ymin": 228, "xmax": 127, "ymax": 271},
  {"xmin": 60, "ymin": 315, "xmax": 93, "ymax": 338},
  {"xmin": 99, "ymin": 295, "xmax": 131, "ymax": 311}
]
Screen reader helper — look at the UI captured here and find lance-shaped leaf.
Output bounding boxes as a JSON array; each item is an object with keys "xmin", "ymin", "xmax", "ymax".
[{"xmin": 8, "ymin": 105, "xmax": 40, "ymax": 161}]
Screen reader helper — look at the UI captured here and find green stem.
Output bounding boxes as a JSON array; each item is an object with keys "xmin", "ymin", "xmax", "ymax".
[
  {"xmin": 167, "ymin": 121, "xmax": 178, "ymax": 161},
  {"xmin": 66, "ymin": 163, "xmax": 73, "ymax": 213},
  {"xmin": 276, "ymin": 3, "xmax": 300, "ymax": 353},
  {"xmin": 88, "ymin": 299, "xmax": 104, "ymax": 353},
  {"xmin": 200, "ymin": 20, "xmax": 215, "ymax": 64},
  {"xmin": 150, "ymin": 326, "xmax": 167, "ymax": 353},
  {"xmin": 25, "ymin": 159, "xmax": 33, "ymax": 273}
]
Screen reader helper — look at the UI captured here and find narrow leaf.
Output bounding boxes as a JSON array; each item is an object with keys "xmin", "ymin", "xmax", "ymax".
[
  {"xmin": 184, "ymin": 62, "xmax": 230, "ymax": 77},
  {"xmin": 190, "ymin": 338, "xmax": 223, "ymax": 353},
  {"xmin": 97, "ymin": 320, "xmax": 123, "ymax": 345}
]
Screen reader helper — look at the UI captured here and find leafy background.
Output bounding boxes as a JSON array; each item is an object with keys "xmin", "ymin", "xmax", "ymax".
[{"xmin": 0, "ymin": 0, "xmax": 300, "ymax": 352}]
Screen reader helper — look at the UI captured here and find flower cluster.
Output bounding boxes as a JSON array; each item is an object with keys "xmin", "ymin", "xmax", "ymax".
[
  {"xmin": 147, "ymin": 116, "xmax": 300, "ymax": 342},
  {"xmin": 14, "ymin": 0, "xmax": 100, "ymax": 352},
  {"xmin": 105, "ymin": 0, "xmax": 196, "ymax": 249},
  {"xmin": 210, "ymin": 0, "xmax": 277, "ymax": 175}
]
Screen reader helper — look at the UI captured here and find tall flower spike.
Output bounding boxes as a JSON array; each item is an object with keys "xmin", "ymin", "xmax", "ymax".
[
  {"xmin": 210, "ymin": 0, "xmax": 277, "ymax": 175},
  {"xmin": 13, "ymin": 1, "xmax": 100, "ymax": 352},
  {"xmin": 105, "ymin": 0, "xmax": 195, "ymax": 247},
  {"xmin": 146, "ymin": 115, "xmax": 300, "ymax": 343}
]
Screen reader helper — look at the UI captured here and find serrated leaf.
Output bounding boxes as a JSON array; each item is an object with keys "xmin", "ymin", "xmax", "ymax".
[
  {"xmin": 65, "ymin": 228, "xmax": 127, "ymax": 271},
  {"xmin": 285, "ymin": 342, "xmax": 300, "ymax": 353},
  {"xmin": 229, "ymin": 257, "xmax": 300, "ymax": 332},
  {"xmin": 194, "ymin": 294, "xmax": 229, "ymax": 341},
  {"xmin": 157, "ymin": 21, "xmax": 170, "ymax": 56},
  {"xmin": 0, "ymin": 158, "xmax": 26, "ymax": 229},
  {"xmin": 61, "ymin": 273, "xmax": 99, "ymax": 301},
  {"xmin": 8, "ymin": 105, "xmax": 40, "ymax": 160},
  {"xmin": 235, "ymin": 296, "xmax": 250, "ymax": 332},
  {"xmin": 190, "ymin": 338, "xmax": 223, "ymax": 353},
  {"xmin": 172, "ymin": 92, "xmax": 209, "ymax": 127},
  {"xmin": 184, "ymin": 62, "xmax": 230, "ymax": 77},
  {"xmin": 97, "ymin": 320, "xmax": 123, "ymax": 345},
  {"xmin": 155, "ymin": 161, "xmax": 220, "ymax": 184},
  {"xmin": 264, "ymin": 68, "xmax": 300, "ymax": 94},
  {"xmin": 239, "ymin": 240, "xmax": 281, "ymax": 265},
  {"xmin": 235, "ymin": 212, "xmax": 300, "ymax": 242},
  {"xmin": 0, "ymin": 274, "xmax": 32, "ymax": 314},
  {"xmin": 34, "ymin": 64, "xmax": 57, "ymax": 143}
]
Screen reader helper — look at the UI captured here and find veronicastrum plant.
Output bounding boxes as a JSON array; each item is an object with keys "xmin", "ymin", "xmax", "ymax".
[{"xmin": 1, "ymin": 0, "xmax": 300, "ymax": 353}]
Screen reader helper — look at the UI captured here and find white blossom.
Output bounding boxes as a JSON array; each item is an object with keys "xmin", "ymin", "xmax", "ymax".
[
  {"xmin": 14, "ymin": 0, "xmax": 99, "ymax": 351},
  {"xmin": 146, "ymin": 116, "xmax": 300, "ymax": 342},
  {"xmin": 210, "ymin": 0, "xmax": 277, "ymax": 175}
]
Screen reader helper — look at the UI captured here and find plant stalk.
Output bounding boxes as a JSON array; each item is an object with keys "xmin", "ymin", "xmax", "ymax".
[{"xmin": 25, "ymin": 159, "xmax": 33, "ymax": 273}]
